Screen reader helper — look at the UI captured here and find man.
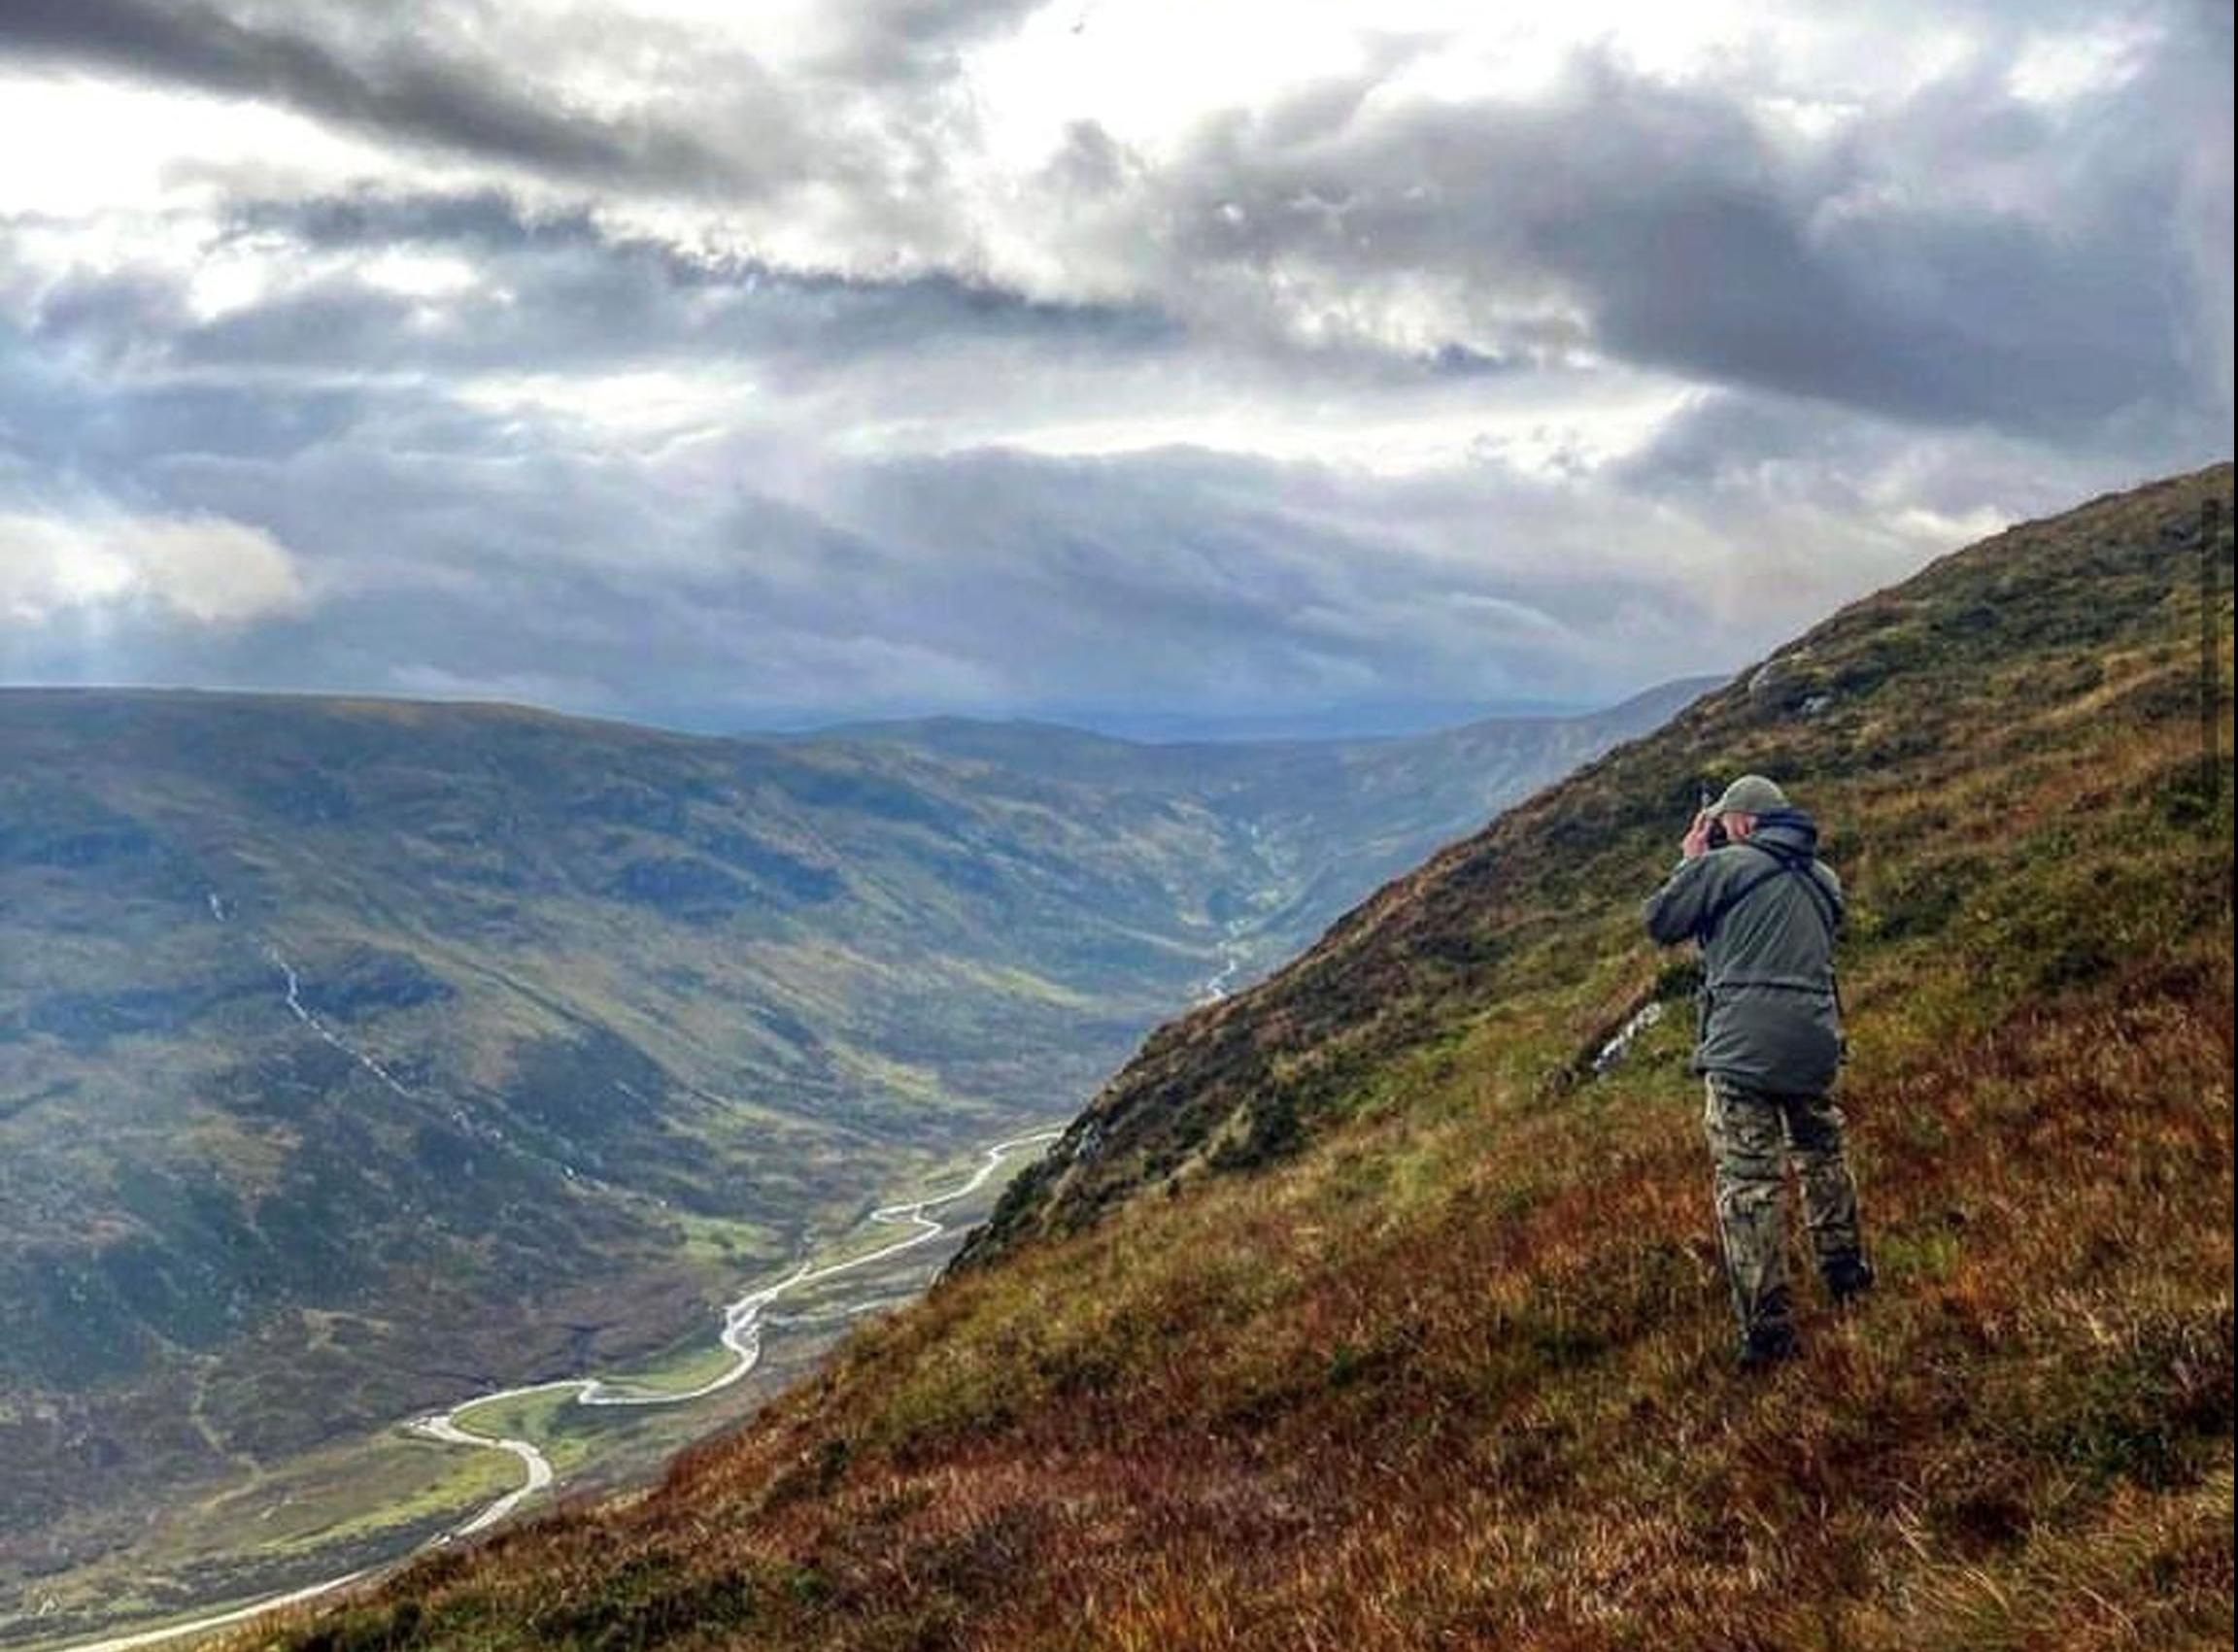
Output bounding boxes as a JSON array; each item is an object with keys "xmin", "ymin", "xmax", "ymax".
[{"xmin": 1644, "ymin": 774, "xmax": 1874, "ymax": 1369}]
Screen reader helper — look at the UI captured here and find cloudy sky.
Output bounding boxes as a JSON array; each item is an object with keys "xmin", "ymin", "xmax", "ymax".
[{"xmin": 0, "ymin": 0, "xmax": 2228, "ymax": 736}]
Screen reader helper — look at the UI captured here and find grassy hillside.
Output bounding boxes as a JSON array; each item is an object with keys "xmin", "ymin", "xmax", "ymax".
[
  {"xmin": 0, "ymin": 684, "xmax": 1685, "ymax": 1639},
  {"xmin": 251, "ymin": 463, "xmax": 2233, "ymax": 1651}
]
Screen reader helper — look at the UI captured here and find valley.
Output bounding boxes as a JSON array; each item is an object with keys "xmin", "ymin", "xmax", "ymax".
[{"xmin": 0, "ymin": 682, "xmax": 1701, "ymax": 1645}]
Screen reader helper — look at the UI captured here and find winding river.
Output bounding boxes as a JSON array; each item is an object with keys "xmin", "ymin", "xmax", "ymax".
[{"xmin": 57, "ymin": 1129, "xmax": 1063, "ymax": 1652}]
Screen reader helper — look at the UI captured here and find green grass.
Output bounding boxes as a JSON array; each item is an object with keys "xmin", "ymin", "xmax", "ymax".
[{"xmin": 8, "ymin": 1430, "xmax": 514, "ymax": 1652}]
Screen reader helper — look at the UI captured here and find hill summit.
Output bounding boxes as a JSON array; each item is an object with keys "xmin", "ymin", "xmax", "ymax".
[{"xmin": 250, "ymin": 465, "xmax": 2231, "ymax": 1651}]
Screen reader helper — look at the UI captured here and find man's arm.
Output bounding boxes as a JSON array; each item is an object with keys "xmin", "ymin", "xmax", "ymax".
[
  {"xmin": 1644, "ymin": 855, "xmax": 1715, "ymax": 946},
  {"xmin": 1645, "ymin": 806, "xmax": 1723, "ymax": 946}
]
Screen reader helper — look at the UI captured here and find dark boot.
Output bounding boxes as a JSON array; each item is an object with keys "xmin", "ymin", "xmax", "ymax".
[
  {"xmin": 1823, "ymin": 1252, "xmax": 1876, "ymax": 1306},
  {"xmin": 1738, "ymin": 1320, "xmax": 1803, "ymax": 1370}
]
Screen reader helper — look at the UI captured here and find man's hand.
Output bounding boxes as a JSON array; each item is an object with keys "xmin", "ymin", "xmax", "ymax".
[{"xmin": 1681, "ymin": 808, "xmax": 1719, "ymax": 860}]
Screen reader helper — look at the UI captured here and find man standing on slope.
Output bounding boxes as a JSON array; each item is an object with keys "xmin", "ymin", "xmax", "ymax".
[{"xmin": 1645, "ymin": 774, "xmax": 1875, "ymax": 1369}]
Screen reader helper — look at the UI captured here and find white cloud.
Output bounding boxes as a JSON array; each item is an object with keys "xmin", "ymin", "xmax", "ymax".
[
  {"xmin": 2006, "ymin": 20, "xmax": 2153, "ymax": 107},
  {"xmin": 0, "ymin": 73, "xmax": 405, "ymax": 218},
  {"xmin": 0, "ymin": 509, "xmax": 309, "ymax": 626},
  {"xmin": 384, "ymin": 660, "xmax": 618, "ymax": 708}
]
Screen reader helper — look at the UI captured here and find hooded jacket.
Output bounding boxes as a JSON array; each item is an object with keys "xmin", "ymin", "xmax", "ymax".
[{"xmin": 1643, "ymin": 808, "xmax": 1846, "ymax": 1094}]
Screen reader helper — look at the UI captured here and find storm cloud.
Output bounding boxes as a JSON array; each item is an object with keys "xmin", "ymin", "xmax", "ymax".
[
  {"xmin": 4, "ymin": 0, "xmax": 688, "ymax": 183},
  {"xmin": 1059, "ymin": 19, "xmax": 2230, "ymax": 434},
  {"xmin": 0, "ymin": 0, "xmax": 2227, "ymax": 734}
]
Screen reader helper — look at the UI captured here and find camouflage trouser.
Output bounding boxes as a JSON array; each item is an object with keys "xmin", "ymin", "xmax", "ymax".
[{"xmin": 1703, "ymin": 1073, "xmax": 1866, "ymax": 1338}]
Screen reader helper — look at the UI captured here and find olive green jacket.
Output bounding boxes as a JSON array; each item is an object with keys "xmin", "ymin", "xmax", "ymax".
[{"xmin": 1643, "ymin": 810, "xmax": 1846, "ymax": 1094}]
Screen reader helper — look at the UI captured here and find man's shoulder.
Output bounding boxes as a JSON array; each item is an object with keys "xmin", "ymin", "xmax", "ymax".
[{"xmin": 1659, "ymin": 846, "xmax": 1746, "ymax": 887}]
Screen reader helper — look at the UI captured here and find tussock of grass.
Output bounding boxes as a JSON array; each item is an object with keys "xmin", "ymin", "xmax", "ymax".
[{"xmin": 242, "ymin": 467, "xmax": 2233, "ymax": 1647}]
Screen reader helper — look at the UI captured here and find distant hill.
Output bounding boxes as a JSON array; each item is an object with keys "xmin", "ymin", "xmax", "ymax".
[
  {"xmin": 0, "ymin": 679, "xmax": 1694, "ymax": 1639},
  {"xmin": 816, "ymin": 679, "xmax": 1717, "ymax": 959},
  {"xmin": 268, "ymin": 464, "xmax": 2233, "ymax": 1650}
]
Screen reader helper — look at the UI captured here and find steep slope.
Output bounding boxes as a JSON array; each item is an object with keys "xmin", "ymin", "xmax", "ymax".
[
  {"xmin": 258, "ymin": 463, "xmax": 2233, "ymax": 1651},
  {"xmin": 0, "ymin": 685, "xmax": 1686, "ymax": 1636}
]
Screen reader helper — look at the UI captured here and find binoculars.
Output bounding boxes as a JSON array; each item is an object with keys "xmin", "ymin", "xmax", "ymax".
[{"xmin": 1697, "ymin": 788, "xmax": 1730, "ymax": 850}]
